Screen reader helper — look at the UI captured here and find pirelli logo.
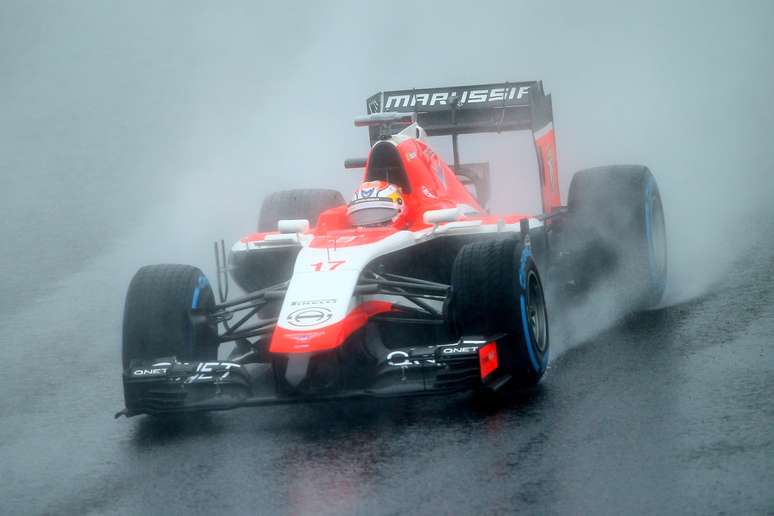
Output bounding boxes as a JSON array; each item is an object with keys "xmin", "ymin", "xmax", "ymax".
[{"xmin": 375, "ymin": 85, "xmax": 531, "ymax": 112}]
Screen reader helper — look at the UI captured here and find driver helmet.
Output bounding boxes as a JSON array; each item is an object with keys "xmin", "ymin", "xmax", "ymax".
[{"xmin": 347, "ymin": 180, "xmax": 405, "ymax": 226}]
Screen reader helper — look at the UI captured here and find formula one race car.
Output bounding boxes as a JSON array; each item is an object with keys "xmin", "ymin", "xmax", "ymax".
[{"xmin": 118, "ymin": 81, "xmax": 667, "ymax": 417}]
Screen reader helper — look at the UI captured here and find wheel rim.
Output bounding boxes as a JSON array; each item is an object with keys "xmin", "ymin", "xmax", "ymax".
[
  {"xmin": 649, "ymin": 195, "xmax": 667, "ymax": 282},
  {"xmin": 645, "ymin": 183, "xmax": 667, "ymax": 286},
  {"xmin": 526, "ymin": 270, "xmax": 548, "ymax": 354}
]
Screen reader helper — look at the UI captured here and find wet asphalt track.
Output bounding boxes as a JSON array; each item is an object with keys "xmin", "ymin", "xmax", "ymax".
[{"xmin": 1, "ymin": 232, "xmax": 773, "ymax": 516}]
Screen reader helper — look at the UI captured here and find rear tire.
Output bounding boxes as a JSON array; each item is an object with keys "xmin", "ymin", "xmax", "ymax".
[
  {"xmin": 230, "ymin": 189, "xmax": 346, "ymax": 293},
  {"xmin": 450, "ymin": 238, "xmax": 549, "ymax": 386},
  {"xmin": 257, "ymin": 188, "xmax": 345, "ymax": 232},
  {"xmin": 567, "ymin": 165, "xmax": 667, "ymax": 309},
  {"xmin": 122, "ymin": 264, "xmax": 218, "ymax": 370}
]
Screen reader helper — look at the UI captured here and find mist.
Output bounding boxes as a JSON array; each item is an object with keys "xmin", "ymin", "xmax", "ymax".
[
  {"xmin": 2, "ymin": 0, "xmax": 773, "ymax": 339},
  {"xmin": 2, "ymin": 4, "xmax": 774, "ymax": 513}
]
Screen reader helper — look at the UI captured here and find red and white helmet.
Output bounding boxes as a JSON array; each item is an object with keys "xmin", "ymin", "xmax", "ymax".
[{"xmin": 347, "ymin": 180, "xmax": 405, "ymax": 226}]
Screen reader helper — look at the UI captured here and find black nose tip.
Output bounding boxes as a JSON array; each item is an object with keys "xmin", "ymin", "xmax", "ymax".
[{"xmin": 284, "ymin": 353, "xmax": 312, "ymax": 388}]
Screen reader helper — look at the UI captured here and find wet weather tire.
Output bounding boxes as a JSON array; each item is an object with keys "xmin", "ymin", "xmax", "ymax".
[
  {"xmin": 122, "ymin": 264, "xmax": 218, "ymax": 371},
  {"xmin": 450, "ymin": 238, "xmax": 549, "ymax": 386},
  {"xmin": 257, "ymin": 189, "xmax": 345, "ymax": 232},
  {"xmin": 567, "ymin": 165, "xmax": 667, "ymax": 309}
]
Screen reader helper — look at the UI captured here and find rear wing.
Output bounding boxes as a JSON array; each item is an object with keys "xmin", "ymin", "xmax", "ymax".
[
  {"xmin": 364, "ymin": 81, "xmax": 561, "ymax": 214},
  {"xmin": 366, "ymin": 81, "xmax": 552, "ymax": 140}
]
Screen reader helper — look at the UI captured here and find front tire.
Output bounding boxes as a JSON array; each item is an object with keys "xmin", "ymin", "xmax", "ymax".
[
  {"xmin": 449, "ymin": 238, "xmax": 549, "ymax": 386},
  {"xmin": 122, "ymin": 264, "xmax": 218, "ymax": 370}
]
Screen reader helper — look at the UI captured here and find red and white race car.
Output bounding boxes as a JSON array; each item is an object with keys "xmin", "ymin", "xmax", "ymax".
[{"xmin": 119, "ymin": 81, "xmax": 666, "ymax": 417}]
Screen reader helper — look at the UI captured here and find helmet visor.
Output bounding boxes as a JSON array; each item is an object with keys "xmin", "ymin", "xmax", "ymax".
[{"xmin": 347, "ymin": 199, "xmax": 399, "ymax": 226}]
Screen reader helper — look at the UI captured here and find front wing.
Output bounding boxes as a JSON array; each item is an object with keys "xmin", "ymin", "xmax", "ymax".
[{"xmin": 117, "ymin": 337, "xmax": 508, "ymax": 417}]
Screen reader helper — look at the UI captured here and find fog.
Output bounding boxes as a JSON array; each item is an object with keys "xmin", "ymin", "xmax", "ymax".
[
  {"xmin": 2, "ymin": 4, "xmax": 774, "ymax": 512},
  {"xmin": 2, "ymin": 0, "xmax": 773, "ymax": 334}
]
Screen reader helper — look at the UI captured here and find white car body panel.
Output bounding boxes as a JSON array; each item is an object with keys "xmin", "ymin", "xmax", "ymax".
[{"xmin": 231, "ymin": 217, "xmax": 543, "ymax": 335}]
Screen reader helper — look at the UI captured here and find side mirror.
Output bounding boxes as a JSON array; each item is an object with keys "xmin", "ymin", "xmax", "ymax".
[
  {"xmin": 344, "ymin": 158, "xmax": 367, "ymax": 169},
  {"xmin": 278, "ymin": 219, "xmax": 310, "ymax": 234},
  {"xmin": 423, "ymin": 207, "xmax": 461, "ymax": 225}
]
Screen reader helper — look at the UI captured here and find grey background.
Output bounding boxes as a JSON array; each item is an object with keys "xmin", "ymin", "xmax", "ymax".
[{"xmin": 1, "ymin": 1, "xmax": 772, "ymax": 514}]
